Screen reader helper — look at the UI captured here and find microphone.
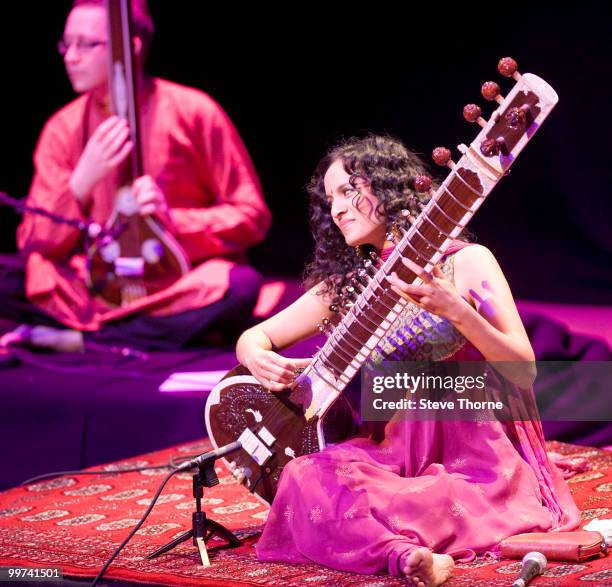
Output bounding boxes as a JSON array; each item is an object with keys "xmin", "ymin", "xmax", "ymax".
[
  {"xmin": 177, "ymin": 441, "xmax": 242, "ymax": 471},
  {"xmin": 512, "ymin": 551, "xmax": 547, "ymax": 587},
  {"xmin": 86, "ymin": 222, "xmax": 103, "ymax": 239},
  {"xmin": 0, "ymin": 192, "xmax": 109, "ymax": 242}
]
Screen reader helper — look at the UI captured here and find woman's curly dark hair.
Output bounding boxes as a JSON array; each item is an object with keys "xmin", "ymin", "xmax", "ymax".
[{"xmin": 304, "ymin": 134, "xmax": 435, "ymax": 299}]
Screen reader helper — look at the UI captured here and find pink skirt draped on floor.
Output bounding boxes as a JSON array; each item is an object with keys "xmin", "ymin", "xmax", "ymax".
[{"xmin": 256, "ymin": 416, "xmax": 579, "ymax": 575}]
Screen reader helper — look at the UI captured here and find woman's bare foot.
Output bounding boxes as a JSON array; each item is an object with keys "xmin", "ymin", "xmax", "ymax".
[{"xmin": 402, "ymin": 547, "xmax": 454, "ymax": 586}]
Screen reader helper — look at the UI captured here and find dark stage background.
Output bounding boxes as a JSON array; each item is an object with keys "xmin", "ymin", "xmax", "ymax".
[{"xmin": 1, "ymin": 2, "xmax": 610, "ymax": 304}]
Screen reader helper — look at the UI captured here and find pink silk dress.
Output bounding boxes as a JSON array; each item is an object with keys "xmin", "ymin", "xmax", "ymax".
[{"xmin": 255, "ymin": 250, "xmax": 580, "ymax": 576}]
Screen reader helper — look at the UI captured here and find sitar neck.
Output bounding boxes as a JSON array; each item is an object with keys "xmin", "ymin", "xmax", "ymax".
[{"xmin": 292, "ymin": 68, "xmax": 558, "ymax": 416}]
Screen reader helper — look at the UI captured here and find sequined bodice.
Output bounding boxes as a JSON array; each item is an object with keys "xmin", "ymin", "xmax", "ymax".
[{"xmin": 370, "ymin": 254, "xmax": 466, "ymax": 363}]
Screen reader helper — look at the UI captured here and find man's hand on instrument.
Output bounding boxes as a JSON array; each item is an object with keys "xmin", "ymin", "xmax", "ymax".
[
  {"xmin": 132, "ymin": 175, "xmax": 168, "ymax": 216},
  {"xmin": 388, "ymin": 257, "xmax": 468, "ymax": 323},
  {"xmin": 69, "ymin": 116, "xmax": 133, "ymax": 200},
  {"xmin": 245, "ymin": 349, "xmax": 311, "ymax": 393}
]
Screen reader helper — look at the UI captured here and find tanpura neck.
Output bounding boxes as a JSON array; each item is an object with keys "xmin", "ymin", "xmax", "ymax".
[{"xmin": 91, "ymin": 72, "xmax": 153, "ymax": 114}]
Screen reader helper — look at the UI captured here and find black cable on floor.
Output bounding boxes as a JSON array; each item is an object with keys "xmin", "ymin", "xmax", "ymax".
[
  {"xmin": 21, "ymin": 464, "xmax": 175, "ymax": 486},
  {"xmin": 90, "ymin": 468, "xmax": 178, "ymax": 587},
  {"xmin": 21, "ymin": 453, "xmax": 206, "ymax": 485}
]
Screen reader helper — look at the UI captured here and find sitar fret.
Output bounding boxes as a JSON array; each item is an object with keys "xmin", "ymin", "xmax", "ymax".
[
  {"xmin": 327, "ymin": 333, "xmax": 360, "ymax": 365},
  {"xmin": 413, "ymin": 220, "xmax": 449, "ymax": 249},
  {"xmin": 320, "ymin": 351, "xmax": 345, "ymax": 379},
  {"xmin": 352, "ymin": 301, "xmax": 383, "ymax": 333},
  {"xmin": 437, "ymin": 189, "xmax": 472, "ymax": 217},
  {"xmin": 341, "ymin": 317, "xmax": 375, "ymax": 347},
  {"xmin": 354, "ymin": 295, "xmax": 393, "ymax": 325},
  {"xmin": 430, "ymin": 201, "xmax": 461, "ymax": 232},
  {"xmin": 335, "ymin": 325, "xmax": 370, "ymax": 361},
  {"xmin": 398, "ymin": 238, "xmax": 431, "ymax": 266},
  {"xmin": 422, "ymin": 212, "xmax": 455, "ymax": 239},
  {"xmin": 408, "ymin": 232, "xmax": 438, "ymax": 259}
]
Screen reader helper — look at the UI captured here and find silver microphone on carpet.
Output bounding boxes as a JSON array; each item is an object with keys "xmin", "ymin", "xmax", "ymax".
[
  {"xmin": 177, "ymin": 441, "xmax": 242, "ymax": 471},
  {"xmin": 512, "ymin": 551, "xmax": 547, "ymax": 587}
]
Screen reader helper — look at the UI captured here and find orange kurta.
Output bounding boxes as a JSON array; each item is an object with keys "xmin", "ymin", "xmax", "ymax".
[{"xmin": 17, "ymin": 78, "xmax": 271, "ymax": 330}]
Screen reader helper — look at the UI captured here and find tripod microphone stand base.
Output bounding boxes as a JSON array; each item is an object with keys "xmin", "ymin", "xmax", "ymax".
[
  {"xmin": 146, "ymin": 512, "xmax": 241, "ymax": 566},
  {"xmin": 146, "ymin": 456, "xmax": 242, "ymax": 566}
]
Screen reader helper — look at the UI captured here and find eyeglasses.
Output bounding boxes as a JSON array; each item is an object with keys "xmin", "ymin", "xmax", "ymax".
[{"xmin": 57, "ymin": 38, "xmax": 108, "ymax": 56}]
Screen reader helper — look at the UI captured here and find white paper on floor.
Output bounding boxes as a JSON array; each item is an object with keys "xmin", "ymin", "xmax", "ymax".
[{"xmin": 159, "ymin": 370, "xmax": 228, "ymax": 392}]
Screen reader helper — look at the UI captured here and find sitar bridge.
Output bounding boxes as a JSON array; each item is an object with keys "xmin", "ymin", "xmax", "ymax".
[
  {"xmin": 114, "ymin": 257, "xmax": 145, "ymax": 277},
  {"xmin": 238, "ymin": 427, "xmax": 274, "ymax": 465}
]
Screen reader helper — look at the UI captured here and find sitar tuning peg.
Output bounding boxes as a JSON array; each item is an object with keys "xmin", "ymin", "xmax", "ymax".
[
  {"xmin": 409, "ymin": 175, "xmax": 432, "ymax": 193},
  {"xmin": 400, "ymin": 209, "xmax": 419, "ymax": 228},
  {"xmin": 463, "ymin": 104, "xmax": 487, "ymax": 128},
  {"xmin": 504, "ymin": 105, "xmax": 532, "ymax": 130},
  {"xmin": 318, "ymin": 317, "xmax": 333, "ymax": 334},
  {"xmin": 362, "ymin": 258, "xmax": 377, "ymax": 276},
  {"xmin": 497, "ymin": 57, "xmax": 521, "ymax": 81},
  {"xmin": 481, "ymin": 81, "xmax": 504, "ymax": 105},
  {"xmin": 432, "ymin": 147, "xmax": 455, "ymax": 169},
  {"xmin": 385, "ymin": 231, "xmax": 398, "ymax": 244},
  {"xmin": 340, "ymin": 285, "xmax": 357, "ymax": 306},
  {"xmin": 350, "ymin": 276, "xmax": 364, "ymax": 292},
  {"xmin": 480, "ymin": 137, "xmax": 507, "ymax": 157},
  {"xmin": 357, "ymin": 267, "xmax": 371, "ymax": 283}
]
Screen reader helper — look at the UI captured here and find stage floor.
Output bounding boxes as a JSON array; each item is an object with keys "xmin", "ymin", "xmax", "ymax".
[
  {"xmin": 1, "ymin": 286, "xmax": 611, "ymax": 492},
  {"xmin": 0, "ymin": 439, "xmax": 611, "ymax": 586}
]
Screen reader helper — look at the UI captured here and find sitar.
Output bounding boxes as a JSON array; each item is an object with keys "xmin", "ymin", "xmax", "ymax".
[
  {"xmin": 205, "ymin": 58, "xmax": 558, "ymax": 505},
  {"xmin": 86, "ymin": 0, "xmax": 190, "ymax": 307}
]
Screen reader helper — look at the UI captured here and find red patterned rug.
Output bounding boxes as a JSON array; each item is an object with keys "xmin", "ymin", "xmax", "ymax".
[{"xmin": 0, "ymin": 439, "xmax": 611, "ymax": 586}]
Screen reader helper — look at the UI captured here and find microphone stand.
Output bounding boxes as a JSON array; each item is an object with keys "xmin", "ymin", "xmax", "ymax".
[
  {"xmin": 0, "ymin": 192, "xmax": 122, "ymax": 243},
  {"xmin": 146, "ymin": 445, "xmax": 242, "ymax": 566}
]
